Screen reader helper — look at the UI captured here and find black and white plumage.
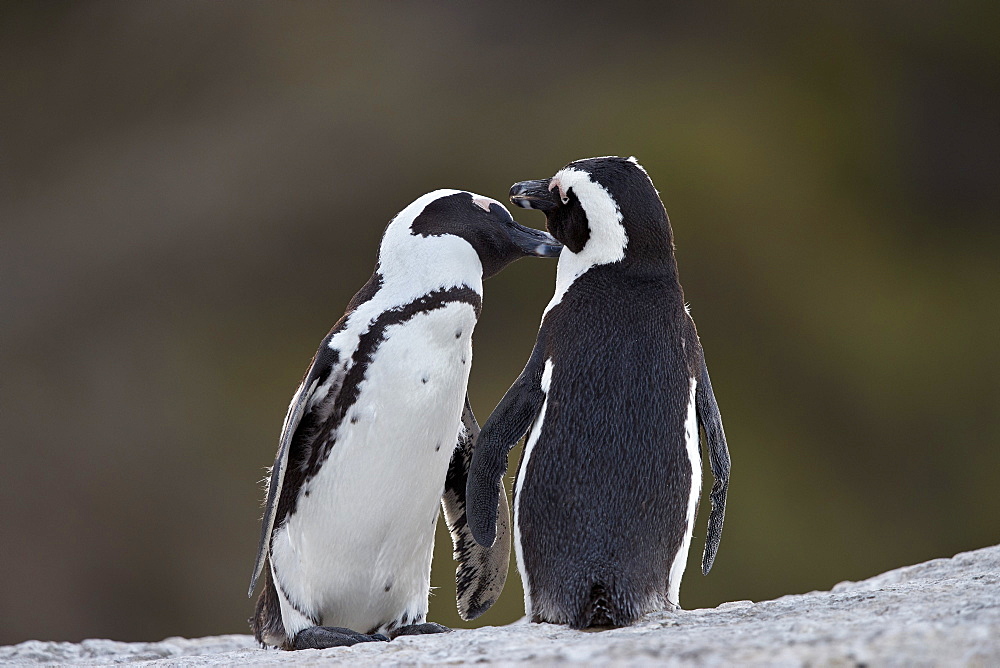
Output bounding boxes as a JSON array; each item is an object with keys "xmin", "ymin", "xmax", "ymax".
[
  {"xmin": 248, "ymin": 189, "xmax": 560, "ymax": 649},
  {"xmin": 466, "ymin": 157, "xmax": 731, "ymax": 629}
]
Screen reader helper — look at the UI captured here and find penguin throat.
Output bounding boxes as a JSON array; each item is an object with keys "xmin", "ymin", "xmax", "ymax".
[{"xmin": 378, "ymin": 234, "xmax": 484, "ymax": 298}]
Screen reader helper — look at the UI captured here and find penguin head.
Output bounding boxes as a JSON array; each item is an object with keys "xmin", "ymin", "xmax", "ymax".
[
  {"xmin": 401, "ymin": 190, "xmax": 561, "ymax": 279},
  {"xmin": 509, "ymin": 156, "xmax": 673, "ymax": 266}
]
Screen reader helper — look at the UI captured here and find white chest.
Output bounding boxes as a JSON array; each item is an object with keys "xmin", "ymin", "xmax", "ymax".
[{"xmin": 271, "ymin": 302, "xmax": 477, "ymax": 634}]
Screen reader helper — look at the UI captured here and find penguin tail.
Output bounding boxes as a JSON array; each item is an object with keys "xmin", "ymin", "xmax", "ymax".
[
  {"xmin": 250, "ymin": 566, "xmax": 290, "ymax": 649},
  {"xmin": 569, "ymin": 581, "xmax": 638, "ymax": 629},
  {"xmin": 580, "ymin": 582, "xmax": 615, "ymax": 627}
]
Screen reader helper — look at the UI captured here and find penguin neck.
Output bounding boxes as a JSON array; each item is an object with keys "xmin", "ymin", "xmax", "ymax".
[
  {"xmin": 620, "ymin": 246, "xmax": 681, "ymax": 282},
  {"xmin": 377, "ymin": 234, "xmax": 484, "ymax": 304},
  {"xmin": 544, "ymin": 243, "xmax": 679, "ymax": 318},
  {"xmin": 554, "ymin": 233, "xmax": 680, "ymax": 287}
]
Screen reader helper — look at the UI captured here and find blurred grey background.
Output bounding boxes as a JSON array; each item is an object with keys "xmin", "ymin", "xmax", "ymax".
[{"xmin": 1, "ymin": 0, "xmax": 998, "ymax": 645}]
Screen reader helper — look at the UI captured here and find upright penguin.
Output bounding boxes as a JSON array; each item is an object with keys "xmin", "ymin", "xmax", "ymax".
[
  {"xmin": 466, "ymin": 157, "xmax": 731, "ymax": 628},
  {"xmin": 249, "ymin": 189, "xmax": 561, "ymax": 649}
]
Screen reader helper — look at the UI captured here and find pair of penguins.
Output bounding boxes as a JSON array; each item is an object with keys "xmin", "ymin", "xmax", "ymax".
[{"xmin": 247, "ymin": 156, "xmax": 731, "ymax": 650}]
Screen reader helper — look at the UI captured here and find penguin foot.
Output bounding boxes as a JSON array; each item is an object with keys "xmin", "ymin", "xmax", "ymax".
[
  {"xmin": 389, "ymin": 622, "xmax": 452, "ymax": 639},
  {"xmin": 292, "ymin": 626, "xmax": 390, "ymax": 649}
]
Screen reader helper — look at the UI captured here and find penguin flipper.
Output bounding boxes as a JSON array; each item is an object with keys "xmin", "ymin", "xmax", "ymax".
[
  {"xmin": 248, "ymin": 353, "xmax": 345, "ymax": 597},
  {"xmin": 696, "ymin": 356, "xmax": 730, "ymax": 575},
  {"xmin": 248, "ymin": 375, "xmax": 314, "ymax": 597},
  {"xmin": 442, "ymin": 396, "xmax": 511, "ymax": 620},
  {"xmin": 467, "ymin": 342, "xmax": 547, "ymax": 547}
]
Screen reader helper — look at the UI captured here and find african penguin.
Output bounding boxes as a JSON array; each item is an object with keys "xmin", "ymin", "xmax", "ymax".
[
  {"xmin": 248, "ymin": 189, "xmax": 561, "ymax": 649},
  {"xmin": 466, "ymin": 157, "xmax": 731, "ymax": 628}
]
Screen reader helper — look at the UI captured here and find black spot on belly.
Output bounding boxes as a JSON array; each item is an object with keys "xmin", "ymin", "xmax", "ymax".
[
  {"xmin": 350, "ymin": 415, "xmax": 358, "ymax": 424},
  {"xmin": 421, "ymin": 376, "xmax": 428, "ymax": 384},
  {"xmin": 454, "ymin": 331, "xmax": 462, "ymax": 339},
  {"xmin": 384, "ymin": 579, "xmax": 393, "ymax": 593},
  {"xmin": 460, "ymin": 356, "xmax": 466, "ymax": 364},
  {"xmin": 435, "ymin": 441, "xmax": 441, "ymax": 452},
  {"xmin": 304, "ymin": 490, "xmax": 310, "ymax": 497}
]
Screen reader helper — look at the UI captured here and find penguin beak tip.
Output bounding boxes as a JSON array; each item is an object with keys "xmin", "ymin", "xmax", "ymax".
[{"xmin": 535, "ymin": 242, "xmax": 562, "ymax": 258}]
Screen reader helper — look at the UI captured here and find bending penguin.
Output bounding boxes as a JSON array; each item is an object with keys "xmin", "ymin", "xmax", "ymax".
[
  {"xmin": 248, "ymin": 189, "xmax": 561, "ymax": 649},
  {"xmin": 466, "ymin": 157, "xmax": 731, "ymax": 628}
]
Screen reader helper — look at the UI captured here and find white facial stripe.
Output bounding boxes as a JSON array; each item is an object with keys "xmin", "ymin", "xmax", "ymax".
[
  {"xmin": 381, "ymin": 188, "xmax": 462, "ymax": 252},
  {"xmin": 377, "ymin": 189, "xmax": 486, "ymax": 291},
  {"xmin": 552, "ymin": 167, "xmax": 627, "ymax": 263},
  {"xmin": 542, "ymin": 167, "xmax": 628, "ymax": 318}
]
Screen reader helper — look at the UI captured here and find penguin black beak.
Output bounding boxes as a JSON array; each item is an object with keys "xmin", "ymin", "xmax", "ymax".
[
  {"xmin": 510, "ymin": 179, "xmax": 558, "ymax": 212},
  {"xmin": 508, "ymin": 220, "xmax": 562, "ymax": 257}
]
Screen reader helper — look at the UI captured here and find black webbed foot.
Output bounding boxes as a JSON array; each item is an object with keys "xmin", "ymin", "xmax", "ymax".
[
  {"xmin": 292, "ymin": 625, "xmax": 390, "ymax": 649},
  {"xmin": 389, "ymin": 622, "xmax": 452, "ymax": 639}
]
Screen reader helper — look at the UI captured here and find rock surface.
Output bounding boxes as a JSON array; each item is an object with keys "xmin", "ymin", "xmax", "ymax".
[{"xmin": 4, "ymin": 545, "xmax": 998, "ymax": 666}]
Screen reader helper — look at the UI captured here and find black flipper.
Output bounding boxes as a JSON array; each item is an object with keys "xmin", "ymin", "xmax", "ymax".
[
  {"xmin": 467, "ymin": 340, "xmax": 548, "ymax": 547},
  {"xmin": 248, "ymin": 351, "xmax": 346, "ymax": 597},
  {"xmin": 442, "ymin": 396, "xmax": 511, "ymax": 620},
  {"xmin": 249, "ymin": 273, "xmax": 382, "ymax": 598},
  {"xmin": 696, "ymin": 355, "xmax": 730, "ymax": 575}
]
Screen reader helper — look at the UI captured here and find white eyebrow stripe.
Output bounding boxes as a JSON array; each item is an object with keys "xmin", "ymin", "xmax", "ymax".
[
  {"xmin": 542, "ymin": 167, "xmax": 628, "ymax": 318},
  {"xmin": 472, "ymin": 196, "xmax": 493, "ymax": 212}
]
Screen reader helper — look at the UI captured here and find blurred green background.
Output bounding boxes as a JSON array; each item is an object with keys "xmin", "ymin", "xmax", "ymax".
[{"xmin": 1, "ymin": 0, "xmax": 997, "ymax": 646}]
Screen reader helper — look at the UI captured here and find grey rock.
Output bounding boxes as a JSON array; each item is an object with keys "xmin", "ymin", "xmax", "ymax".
[{"xmin": 3, "ymin": 545, "xmax": 998, "ymax": 666}]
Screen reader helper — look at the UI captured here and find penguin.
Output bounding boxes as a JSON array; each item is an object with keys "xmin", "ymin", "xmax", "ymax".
[
  {"xmin": 466, "ymin": 156, "xmax": 731, "ymax": 629},
  {"xmin": 248, "ymin": 189, "xmax": 561, "ymax": 650}
]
